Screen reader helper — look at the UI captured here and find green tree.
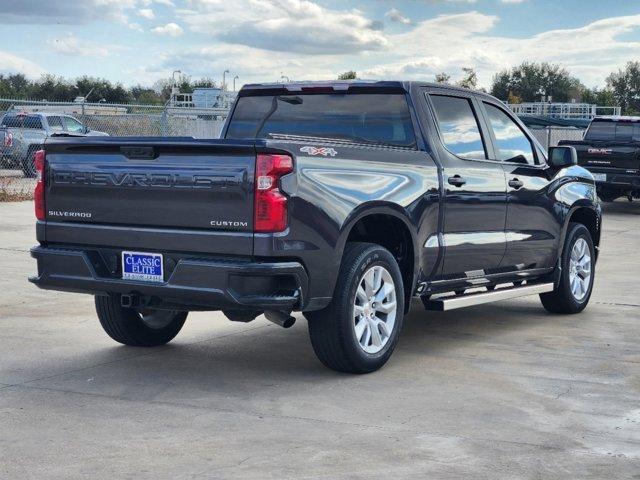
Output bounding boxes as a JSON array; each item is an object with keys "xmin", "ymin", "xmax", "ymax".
[
  {"xmin": 434, "ymin": 72, "xmax": 451, "ymax": 84},
  {"xmin": 457, "ymin": 67, "xmax": 477, "ymax": 90},
  {"xmin": 27, "ymin": 75, "xmax": 76, "ymax": 101},
  {"xmin": 606, "ymin": 61, "xmax": 640, "ymax": 115},
  {"xmin": 74, "ymin": 76, "xmax": 130, "ymax": 103},
  {"xmin": 0, "ymin": 74, "xmax": 31, "ymax": 98},
  {"xmin": 490, "ymin": 70, "xmax": 511, "ymax": 100},
  {"xmin": 191, "ymin": 77, "xmax": 218, "ymax": 89},
  {"xmin": 490, "ymin": 62, "xmax": 583, "ymax": 102},
  {"xmin": 580, "ymin": 87, "xmax": 617, "ymax": 107},
  {"xmin": 129, "ymin": 85, "xmax": 163, "ymax": 104},
  {"xmin": 338, "ymin": 71, "xmax": 357, "ymax": 80}
]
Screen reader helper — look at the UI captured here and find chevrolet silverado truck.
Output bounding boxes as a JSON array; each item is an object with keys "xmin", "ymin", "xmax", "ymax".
[
  {"xmin": 30, "ymin": 81, "xmax": 601, "ymax": 373},
  {"xmin": 559, "ymin": 116, "xmax": 640, "ymax": 202}
]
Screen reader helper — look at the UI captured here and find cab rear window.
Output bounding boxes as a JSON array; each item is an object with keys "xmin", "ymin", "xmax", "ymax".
[
  {"xmin": 1, "ymin": 114, "xmax": 43, "ymax": 129},
  {"xmin": 585, "ymin": 120, "xmax": 640, "ymax": 142},
  {"xmin": 226, "ymin": 93, "xmax": 416, "ymax": 148}
]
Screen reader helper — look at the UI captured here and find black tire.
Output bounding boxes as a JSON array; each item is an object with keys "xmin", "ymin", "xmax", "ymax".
[
  {"xmin": 540, "ymin": 223, "xmax": 595, "ymax": 314},
  {"xmin": 306, "ymin": 242, "xmax": 405, "ymax": 374},
  {"xmin": 95, "ymin": 295, "xmax": 187, "ymax": 347},
  {"xmin": 598, "ymin": 189, "xmax": 621, "ymax": 203}
]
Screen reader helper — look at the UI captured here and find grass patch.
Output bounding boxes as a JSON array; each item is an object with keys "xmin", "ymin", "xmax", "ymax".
[{"xmin": 0, "ymin": 176, "xmax": 33, "ymax": 201}]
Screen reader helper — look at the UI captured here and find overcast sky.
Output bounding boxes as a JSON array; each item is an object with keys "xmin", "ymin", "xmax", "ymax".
[{"xmin": 0, "ymin": 0, "xmax": 638, "ymax": 89}]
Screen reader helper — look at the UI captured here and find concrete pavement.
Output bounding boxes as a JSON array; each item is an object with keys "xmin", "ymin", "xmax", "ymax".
[{"xmin": 1, "ymin": 200, "xmax": 639, "ymax": 479}]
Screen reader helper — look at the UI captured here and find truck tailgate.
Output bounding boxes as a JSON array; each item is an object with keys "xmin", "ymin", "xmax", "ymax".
[
  {"xmin": 569, "ymin": 141, "xmax": 640, "ymax": 170},
  {"xmin": 43, "ymin": 138, "xmax": 257, "ymax": 255}
]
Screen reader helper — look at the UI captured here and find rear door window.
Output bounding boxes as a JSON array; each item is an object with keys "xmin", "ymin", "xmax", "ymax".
[
  {"xmin": 47, "ymin": 116, "xmax": 64, "ymax": 132},
  {"xmin": 429, "ymin": 95, "xmax": 487, "ymax": 160},
  {"xmin": 226, "ymin": 93, "xmax": 417, "ymax": 148}
]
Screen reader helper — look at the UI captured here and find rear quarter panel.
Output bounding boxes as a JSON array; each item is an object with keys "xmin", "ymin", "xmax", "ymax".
[{"xmin": 254, "ymin": 140, "xmax": 441, "ymax": 309}]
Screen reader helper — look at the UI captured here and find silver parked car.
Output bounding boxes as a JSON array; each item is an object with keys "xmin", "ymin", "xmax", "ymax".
[{"xmin": 0, "ymin": 112, "xmax": 108, "ymax": 176}]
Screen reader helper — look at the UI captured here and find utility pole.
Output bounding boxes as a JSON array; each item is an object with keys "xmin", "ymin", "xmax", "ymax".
[
  {"xmin": 171, "ymin": 70, "xmax": 182, "ymax": 106},
  {"xmin": 233, "ymin": 75, "xmax": 239, "ymax": 92}
]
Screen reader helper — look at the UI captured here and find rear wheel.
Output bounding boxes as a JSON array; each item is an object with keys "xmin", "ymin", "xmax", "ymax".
[
  {"xmin": 95, "ymin": 295, "xmax": 187, "ymax": 346},
  {"xmin": 306, "ymin": 242, "xmax": 404, "ymax": 374},
  {"xmin": 598, "ymin": 188, "xmax": 621, "ymax": 203},
  {"xmin": 540, "ymin": 223, "xmax": 595, "ymax": 314}
]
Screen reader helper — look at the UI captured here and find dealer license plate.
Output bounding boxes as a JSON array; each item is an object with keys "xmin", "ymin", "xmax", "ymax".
[{"xmin": 121, "ymin": 251, "xmax": 164, "ymax": 283}]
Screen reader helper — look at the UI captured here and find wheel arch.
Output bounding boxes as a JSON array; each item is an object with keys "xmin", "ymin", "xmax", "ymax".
[
  {"xmin": 561, "ymin": 203, "xmax": 602, "ymax": 260},
  {"xmin": 338, "ymin": 204, "xmax": 419, "ymax": 312}
]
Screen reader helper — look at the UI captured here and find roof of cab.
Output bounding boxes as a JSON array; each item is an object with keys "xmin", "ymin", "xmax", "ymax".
[
  {"xmin": 239, "ymin": 80, "xmax": 495, "ymax": 99},
  {"xmin": 593, "ymin": 115, "xmax": 640, "ymax": 123}
]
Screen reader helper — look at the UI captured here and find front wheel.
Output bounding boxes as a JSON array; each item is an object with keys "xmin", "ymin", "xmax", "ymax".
[
  {"xmin": 95, "ymin": 295, "xmax": 187, "ymax": 346},
  {"xmin": 306, "ymin": 242, "xmax": 405, "ymax": 374},
  {"xmin": 540, "ymin": 223, "xmax": 595, "ymax": 314}
]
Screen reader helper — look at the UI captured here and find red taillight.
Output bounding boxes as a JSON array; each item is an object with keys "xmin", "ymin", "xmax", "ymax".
[
  {"xmin": 34, "ymin": 149, "xmax": 46, "ymax": 221},
  {"xmin": 254, "ymin": 153, "xmax": 293, "ymax": 233},
  {"xmin": 3, "ymin": 132, "xmax": 12, "ymax": 147}
]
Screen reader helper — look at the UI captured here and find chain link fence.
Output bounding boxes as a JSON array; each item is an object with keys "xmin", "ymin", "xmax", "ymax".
[
  {"xmin": 530, "ymin": 126, "xmax": 585, "ymax": 150},
  {"xmin": 0, "ymin": 98, "xmax": 230, "ymax": 200}
]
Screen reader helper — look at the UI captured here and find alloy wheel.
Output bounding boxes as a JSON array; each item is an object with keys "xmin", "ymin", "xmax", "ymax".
[
  {"xmin": 352, "ymin": 265, "xmax": 398, "ymax": 354},
  {"xmin": 569, "ymin": 237, "xmax": 592, "ymax": 301}
]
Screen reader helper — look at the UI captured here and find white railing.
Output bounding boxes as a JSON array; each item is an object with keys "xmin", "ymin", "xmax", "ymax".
[{"xmin": 508, "ymin": 102, "xmax": 621, "ymax": 120}]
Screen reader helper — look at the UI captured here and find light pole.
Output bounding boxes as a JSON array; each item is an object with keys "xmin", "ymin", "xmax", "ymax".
[
  {"xmin": 222, "ymin": 69, "xmax": 230, "ymax": 91},
  {"xmin": 233, "ymin": 75, "xmax": 239, "ymax": 92},
  {"xmin": 172, "ymin": 70, "xmax": 182, "ymax": 87}
]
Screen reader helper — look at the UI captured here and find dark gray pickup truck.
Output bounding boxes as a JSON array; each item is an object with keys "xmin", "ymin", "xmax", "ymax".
[
  {"xmin": 30, "ymin": 81, "xmax": 601, "ymax": 373},
  {"xmin": 560, "ymin": 116, "xmax": 640, "ymax": 202}
]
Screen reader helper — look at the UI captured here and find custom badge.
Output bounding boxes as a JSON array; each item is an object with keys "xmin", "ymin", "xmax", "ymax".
[{"xmin": 300, "ymin": 146, "xmax": 338, "ymax": 157}]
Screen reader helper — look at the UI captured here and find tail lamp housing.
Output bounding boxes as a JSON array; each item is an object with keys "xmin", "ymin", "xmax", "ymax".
[
  {"xmin": 3, "ymin": 132, "xmax": 12, "ymax": 147},
  {"xmin": 254, "ymin": 153, "xmax": 293, "ymax": 232},
  {"xmin": 34, "ymin": 149, "xmax": 46, "ymax": 221}
]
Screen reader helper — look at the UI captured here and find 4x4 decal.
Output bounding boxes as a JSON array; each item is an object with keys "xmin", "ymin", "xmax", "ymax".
[{"xmin": 300, "ymin": 146, "xmax": 338, "ymax": 157}]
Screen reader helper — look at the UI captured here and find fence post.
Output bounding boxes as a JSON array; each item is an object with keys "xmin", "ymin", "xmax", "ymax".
[
  {"xmin": 547, "ymin": 127, "xmax": 552, "ymax": 149},
  {"xmin": 161, "ymin": 107, "xmax": 168, "ymax": 136}
]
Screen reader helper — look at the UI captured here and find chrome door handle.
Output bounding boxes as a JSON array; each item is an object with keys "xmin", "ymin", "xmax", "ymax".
[
  {"xmin": 509, "ymin": 178, "xmax": 524, "ymax": 189},
  {"xmin": 448, "ymin": 175, "xmax": 466, "ymax": 187}
]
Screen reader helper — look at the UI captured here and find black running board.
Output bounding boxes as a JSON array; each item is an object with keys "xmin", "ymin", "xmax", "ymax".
[{"xmin": 422, "ymin": 283, "xmax": 554, "ymax": 311}]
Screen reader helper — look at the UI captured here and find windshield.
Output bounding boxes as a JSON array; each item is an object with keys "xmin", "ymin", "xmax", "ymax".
[{"xmin": 225, "ymin": 93, "xmax": 416, "ymax": 148}]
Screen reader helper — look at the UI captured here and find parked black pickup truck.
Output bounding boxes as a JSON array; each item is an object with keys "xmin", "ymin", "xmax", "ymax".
[
  {"xmin": 559, "ymin": 116, "xmax": 640, "ymax": 202},
  {"xmin": 30, "ymin": 81, "xmax": 601, "ymax": 373}
]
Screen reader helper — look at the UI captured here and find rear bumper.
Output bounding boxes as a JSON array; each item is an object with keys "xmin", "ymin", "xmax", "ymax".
[
  {"xmin": 591, "ymin": 171, "xmax": 640, "ymax": 190},
  {"xmin": 29, "ymin": 246, "xmax": 308, "ymax": 311}
]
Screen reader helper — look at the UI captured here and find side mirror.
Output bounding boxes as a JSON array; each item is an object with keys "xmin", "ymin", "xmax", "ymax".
[
  {"xmin": 83, "ymin": 126, "xmax": 90, "ymax": 134},
  {"xmin": 548, "ymin": 146, "xmax": 577, "ymax": 168}
]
